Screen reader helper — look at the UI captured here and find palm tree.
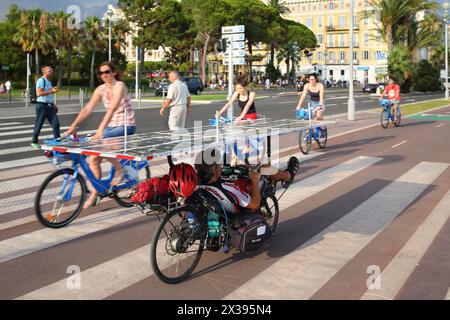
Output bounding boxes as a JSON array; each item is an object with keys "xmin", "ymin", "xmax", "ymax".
[
  {"xmin": 83, "ymin": 17, "xmax": 106, "ymax": 88},
  {"xmin": 266, "ymin": 0, "xmax": 290, "ymax": 63},
  {"xmin": 276, "ymin": 42, "xmax": 300, "ymax": 82},
  {"xmin": 66, "ymin": 25, "xmax": 82, "ymax": 87},
  {"xmin": 13, "ymin": 9, "xmax": 53, "ymax": 77},
  {"xmin": 51, "ymin": 11, "xmax": 71, "ymax": 87},
  {"xmin": 363, "ymin": 0, "xmax": 438, "ymax": 52}
]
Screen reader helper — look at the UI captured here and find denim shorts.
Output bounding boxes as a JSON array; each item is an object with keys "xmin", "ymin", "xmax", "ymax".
[
  {"xmin": 103, "ymin": 126, "xmax": 136, "ymax": 138},
  {"xmin": 309, "ymin": 100, "xmax": 326, "ymax": 111}
]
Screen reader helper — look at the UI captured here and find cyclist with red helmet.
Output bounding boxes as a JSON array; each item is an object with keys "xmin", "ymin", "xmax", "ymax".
[
  {"xmin": 193, "ymin": 149, "xmax": 299, "ymax": 214},
  {"xmin": 168, "ymin": 162, "xmax": 198, "ymax": 199}
]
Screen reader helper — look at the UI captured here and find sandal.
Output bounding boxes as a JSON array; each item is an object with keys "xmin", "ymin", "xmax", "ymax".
[
  {"xmin": 112, "ymin": 169, "xmax": 127, "ymax": 186},
  {"xmin": 281, "ymin": 156, "xmax": 300, "ymax": 188},
  {"xmin": 83, "ymin": 193, "xmax": 100, "ymax": 209}
]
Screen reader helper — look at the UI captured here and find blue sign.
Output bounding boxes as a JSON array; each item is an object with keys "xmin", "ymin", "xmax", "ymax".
[
  {"xmin": 376, "ymin": 52, "xmax": 388, "ymax": 60},
  {"xmin": 357, "ymin": 67, "xmax": 369, "ymax": 71}
]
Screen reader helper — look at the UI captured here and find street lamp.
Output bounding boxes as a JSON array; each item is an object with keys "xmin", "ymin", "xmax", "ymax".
[
  {"xmin": 348, "ymin": 0, "xmax": 355, "ymax": 120},
  {"xmin": 102, "ymin": 8, "xmax": 114, "ymax": 61},
  {"xmin": 444, "ymin": 3, "xmax": 449, "ymax": 100}
]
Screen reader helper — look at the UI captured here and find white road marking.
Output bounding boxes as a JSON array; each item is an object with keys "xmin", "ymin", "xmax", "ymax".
[
  {"xmin": 436, "ymin": 123, "xmax": 445, "ymax": 128},
  {"xmin": 391, "ymin": 140, "xmax": 407, "ymax": 149}
]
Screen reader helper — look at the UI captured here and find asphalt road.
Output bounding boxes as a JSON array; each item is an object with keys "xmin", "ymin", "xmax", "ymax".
[{"xmin": 1, "ymin": 106, "xmax": 449, "ymax": 299}]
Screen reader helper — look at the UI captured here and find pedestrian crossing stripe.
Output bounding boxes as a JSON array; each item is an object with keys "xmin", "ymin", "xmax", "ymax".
[{"xmin": 0, "ymin": 157, "xmax": 448, "ymax": 300}]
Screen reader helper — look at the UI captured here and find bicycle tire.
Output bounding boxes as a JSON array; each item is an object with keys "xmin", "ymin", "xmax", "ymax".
[
  {"xmin": 394, "ymin": 112, "xmax": 401, "ymax": 127},
  {"xmin": 299, "ymin": 128, "xmax": 312, "ymax": 154},
  {"xmin": 151, "ymin": 205, "xmax": 206, "ymax": 284},
  {"xmin": 261, "ymin": 193, "xmax": 279, "ymax": 234},
  {"xmin": 35, "ymin": 168, "xmax": 87, "ymax": 228},
  {"xmin": 317, "ymin": 127, "xmax": 328, "ymax": 149},
  {"xmin": 381, "ymin": 110, "xmax": 389, "ymax": 129},
  {"xmin": 114, "ymin": 165, "xmax": 150, "ymax": 207}
]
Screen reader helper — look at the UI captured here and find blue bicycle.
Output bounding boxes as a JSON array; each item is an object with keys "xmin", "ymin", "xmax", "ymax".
[
  {"xmin": 380, "ymin": 99, "xmax": 401, "ymax": 129},
  {"xmin": 35, "ymin": 135, "xmax": 150, "ymax": 228},
  {"xmin": 296, "ymin": 108, "xmax": 327, "ymax": 154}
]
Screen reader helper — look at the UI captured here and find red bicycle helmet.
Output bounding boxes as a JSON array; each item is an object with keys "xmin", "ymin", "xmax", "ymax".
[{"xmin": 169, "ymin": 163, "xmax": 198, "ymax": 198}]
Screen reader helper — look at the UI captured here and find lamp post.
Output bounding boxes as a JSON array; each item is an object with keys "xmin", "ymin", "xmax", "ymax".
[
  {"xmin": 444, "ymin": 3, "xmax": 449, "ymax": 100},
  {"xmin": 103, "ymin": 8, "xmax": 114, "ymax": 61},
  {"xmin": 348, "ymin": 0, "xmax": 355, "ymax": 120}
]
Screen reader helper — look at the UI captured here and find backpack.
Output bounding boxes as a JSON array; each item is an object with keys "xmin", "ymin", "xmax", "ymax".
[
  {"xmin": 230, "ymin": 211, "xmax": 270, "ymax": 253},
  {"xmin": 30, "ymin": 77, "xmax": 48, "ymax": 104},
  {"xmin": 131, "ymin": 175, "xmax": 169, "ymax": 204}
]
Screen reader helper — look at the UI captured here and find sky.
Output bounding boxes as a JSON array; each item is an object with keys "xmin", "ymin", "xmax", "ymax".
[{"xmin": 0, "ymin": 0, "xmax": 118, "ymax": 21}]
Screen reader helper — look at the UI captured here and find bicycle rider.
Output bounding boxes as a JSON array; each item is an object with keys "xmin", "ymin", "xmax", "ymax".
[
  {"xmin": 63, "ymin": 61, "xmax": 136, "ymax": 208},
  {"xmin": 296, "ymin": 73, "xmax": 325, "ymax": 120},
  {"xmin": 194, "ymin": 149, "xmax": 299, "ymax": 214},
  {"xmin": 379, "ymin": 78, "xmax": 401, "ymax": 124}
]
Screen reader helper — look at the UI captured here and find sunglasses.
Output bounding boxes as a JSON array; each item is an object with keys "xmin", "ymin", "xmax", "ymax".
[{"xmin": 99, "ymin": 69, "xmax": 112, "ymax": 75}]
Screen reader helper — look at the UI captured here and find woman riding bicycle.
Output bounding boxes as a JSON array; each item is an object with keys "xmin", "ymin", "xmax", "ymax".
[
  {"xmin": 216, "ymin": 76, "xmax": 257, "ymax": 121},
  {"xmin": 63, "ymin": 61, "xmax": 136, "ymax": 208},
  {"xmin": 296, "ymin": 73, "xmax": 325, "ymax": 120}
]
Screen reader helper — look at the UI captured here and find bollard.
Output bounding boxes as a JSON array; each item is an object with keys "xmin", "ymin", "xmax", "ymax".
[
  {"xmin": 68, "ymin": 87, "xmax": 71, "ymax": 100},
  {"xmin": 138, "ymin": 88, "xmax": 142, "ymax": 109},
  {"xmin": 80, "ymin": 89, "xmax": 84, "ymax": 109},
  {"xmin": 8, "ymin": 89, "xmax": 11, "ymax": 102},
  {"xmin": 54, "ymin": 93, "xmax": 57, "ymax": 106}
]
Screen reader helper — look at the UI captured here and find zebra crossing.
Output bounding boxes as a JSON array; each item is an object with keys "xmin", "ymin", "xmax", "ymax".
[{"xmin": 1, "ymin": 148, "xmax": 449, "ymax": 300}]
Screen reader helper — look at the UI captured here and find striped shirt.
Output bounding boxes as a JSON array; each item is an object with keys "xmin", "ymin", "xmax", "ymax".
[{"xmin": 101, "ymin": 82, "xmax": 136, "ymax": 127}]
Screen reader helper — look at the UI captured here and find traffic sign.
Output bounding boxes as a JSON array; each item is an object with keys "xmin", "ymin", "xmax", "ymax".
[
  {"xmin": 232, "ymin": 41, "xmax": 246, "ymax": 49},
  {"xmin": 222, "ymin": 57, "xmax": 245, "ymax": 65},
  {"xmin": 357, "ymin": 67, "xmax": 369, "ymax": 71},
  {"xmin": 222, "ymin": 25, "xmax": 245, "ymax": 34},
  {"xmin": 222, "ymin": 33, "xmax": 245, "ymax": 41},
  {"xmin": 2, "ymin": 65, "xmax": 10, "ymax": 71},
  {"xmin": 223, "ymin": 50, "xmax": 246, "ymax": 58},
  {"xmin": 376, "ymin": 52, "xmax": 388, "ymax": 60}
]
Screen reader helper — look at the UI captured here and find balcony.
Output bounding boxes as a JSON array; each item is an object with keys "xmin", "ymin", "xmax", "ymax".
[
  {"xmin": 326, "ymin": 42, "xmax": 360, "ymax": 48},
  {"xmin": 326, "ymin": 25, "xmax": 360, "ymax": 32},
  {"xmin": 324, "ymin": 59, "xmax": 359, "ymax": 65}
]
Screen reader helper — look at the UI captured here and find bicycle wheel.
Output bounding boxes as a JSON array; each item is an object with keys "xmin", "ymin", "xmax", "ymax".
[
  {"xmin": 299, "ymin": 128, "xmax": 312, "ymax": 154},
  {"xmin": 261, "ymin": 193, "xmax": 279, "ymax": 234},
  {"xmin": 317, "ymin": 127, "xmax": 328, "ymax": 149},
  {"xmin": 394, "ymin": 111, "xmax": 401, "ymax": 127},
  {"xmin": 114, "ymin": 164, "xmax": 150, "ymax": 207},
  {"xmin": 151, "ymin": 205, "xmax": 206, "ymax": 284},
  {"xmin": 35, "ymin": 168, "xmax": 87, "ymax": 228},
  {"xmin": 381, "ymin": 110, "xmax": 389, "ymax": 129}
]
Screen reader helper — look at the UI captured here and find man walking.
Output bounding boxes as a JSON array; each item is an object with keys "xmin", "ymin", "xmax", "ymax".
[
  {"xmin": 4, "ymin": 80, "xmax": 11, "ymax": 98},
  {"xmin": 160, "ymin": 71, "xmax": 191, "ymax": 131},
  {"xmin": 31, "ymin": 66, "xmax": 60, "ymax": 148}
]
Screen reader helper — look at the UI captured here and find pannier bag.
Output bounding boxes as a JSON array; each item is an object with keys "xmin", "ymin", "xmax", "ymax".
[
  {"xmin": 230, "ymin": 212, "xmax": 270, "ymax": 253},
  {"xmin": 131, "ymin": 175, "xmax": 169, "ymax": 204}
]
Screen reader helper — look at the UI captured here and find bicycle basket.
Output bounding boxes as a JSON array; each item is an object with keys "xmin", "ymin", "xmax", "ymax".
[
  {"xmin": 379, "ymin": 99, "xmax": 390, "ymax": 108},
  {"xmin": 295, "ymin": 108, "xmax": 310, "ymax": 120},
  {"xmin": 208, "ymin": 117, "xmax": 233, "ymax": 125}
]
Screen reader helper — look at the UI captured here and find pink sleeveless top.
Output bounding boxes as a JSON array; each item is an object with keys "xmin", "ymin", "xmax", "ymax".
[{"xmin": 101, "ymin": 82, "xmax": 136, "ymax": 127}]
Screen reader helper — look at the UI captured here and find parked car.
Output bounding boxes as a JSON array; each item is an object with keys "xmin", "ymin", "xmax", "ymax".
[
  {"xmin": 181, "ymin": 76, "xmax": 204, "ymax": 95},
  {"xmin": 363, "ymin": 83, "xmax": 385, "ymax": 93},
  {"xmin": 154, "ymin": 82, "xmax": 170, "ymax": 96}
]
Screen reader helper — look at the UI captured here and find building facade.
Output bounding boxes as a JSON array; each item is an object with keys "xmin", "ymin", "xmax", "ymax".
[{"xmin": 284, "ymin": 0, "xmax": 388, "ymax": 83}]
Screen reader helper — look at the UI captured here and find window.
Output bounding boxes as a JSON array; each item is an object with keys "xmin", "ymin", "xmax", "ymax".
[
  {"xmin": 329, "ymin": 2, "xmax": 335, "ymax": 10},
  {"xmin": 340, "ymin": 51, "xmax": 346, "ymax": 60},
  {"xmin": 307, "ymin": 4, "xmax": 312, "ymax": 11},
  {"xmin": 318, "ymin": 16, "xmax": 323, "ymax": 28},
  {"xmin": 363, "ymin": 50, "xmax": 369, "ymax": 60},
  {"xmin": 339, "ymin": 15, "xmax": 346, "ymax": 27},
  {"xmin": 328, "ymin": 16, "xmax": 334, "ymax": 27},
  {"xmin": 306, "ymin": 17, "xmax": 313, "ymax": 28},
  {"xmin": 297, "ymin": 4, "xmax": 300, "ymax": 12},
  {"xmin": 376, "ymin": 30, "xmax": 381, "ymax": 42},
  {"xmin": 318, "ymin": 51, "xmax": 323, "ymax": 61},
  {"xmin": 327, "ymin": 34, "xmax": 334, "ymax": 46},
  {"xmin": 353, "ymin": 15, "xmax": 358, "ymax": 28},
  {"xmin": 329, "ymin": 51, "xmax": 335, "ymax": 60},
  {"xmin": 341, "ymin": 70, "xmax": 345, "ymax": 76},
  {"xmin": 317, "ymin": 34, "xmax": 323, "ymax": 44},
  {"xmin": 352, "ymin": 33, "xmax": 357, "ymax": 46},
  {"xmin": 318, "ymin": 3, "xmax": 322, "ymax": 11},
  {"xmin": 353, "ymin": 51, "xmax": 358, "ymax": 60},
  {"xmin": 364, "ymin": 17, "xmax": 368, "ymax": 25}
]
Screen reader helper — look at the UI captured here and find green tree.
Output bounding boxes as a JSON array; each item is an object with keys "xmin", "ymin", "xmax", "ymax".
[
  {"xmin": 266, "ymin": 0, "xmax": 290, "ymax": 64},
  {"xmin": 412, "ymin": 60, "xmax": 440, "ymax": 92},
  {"xmin": 83, "ymin": 16, "xmax": 106, "ymax": 88},
  {"xmin": 51, "ymin": 11, "xmax": 71, "ymax": 86},
  {"xmin": 388, "ymin": 45, "xmax": 414, "ymax": 92},
  {"xmin": 13, "ymin": 9, "xmax": 53, "ymax": 77}
]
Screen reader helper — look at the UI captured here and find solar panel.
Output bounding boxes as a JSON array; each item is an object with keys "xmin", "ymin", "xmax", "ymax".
[{"xmin": 42, "ymin": 118, "xmax": 337, "ymax": 161}]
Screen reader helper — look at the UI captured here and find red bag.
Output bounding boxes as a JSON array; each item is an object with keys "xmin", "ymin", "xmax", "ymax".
[{"xmin": 131, "ymin": 175, "xmax": 169, "ymax": 204}]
